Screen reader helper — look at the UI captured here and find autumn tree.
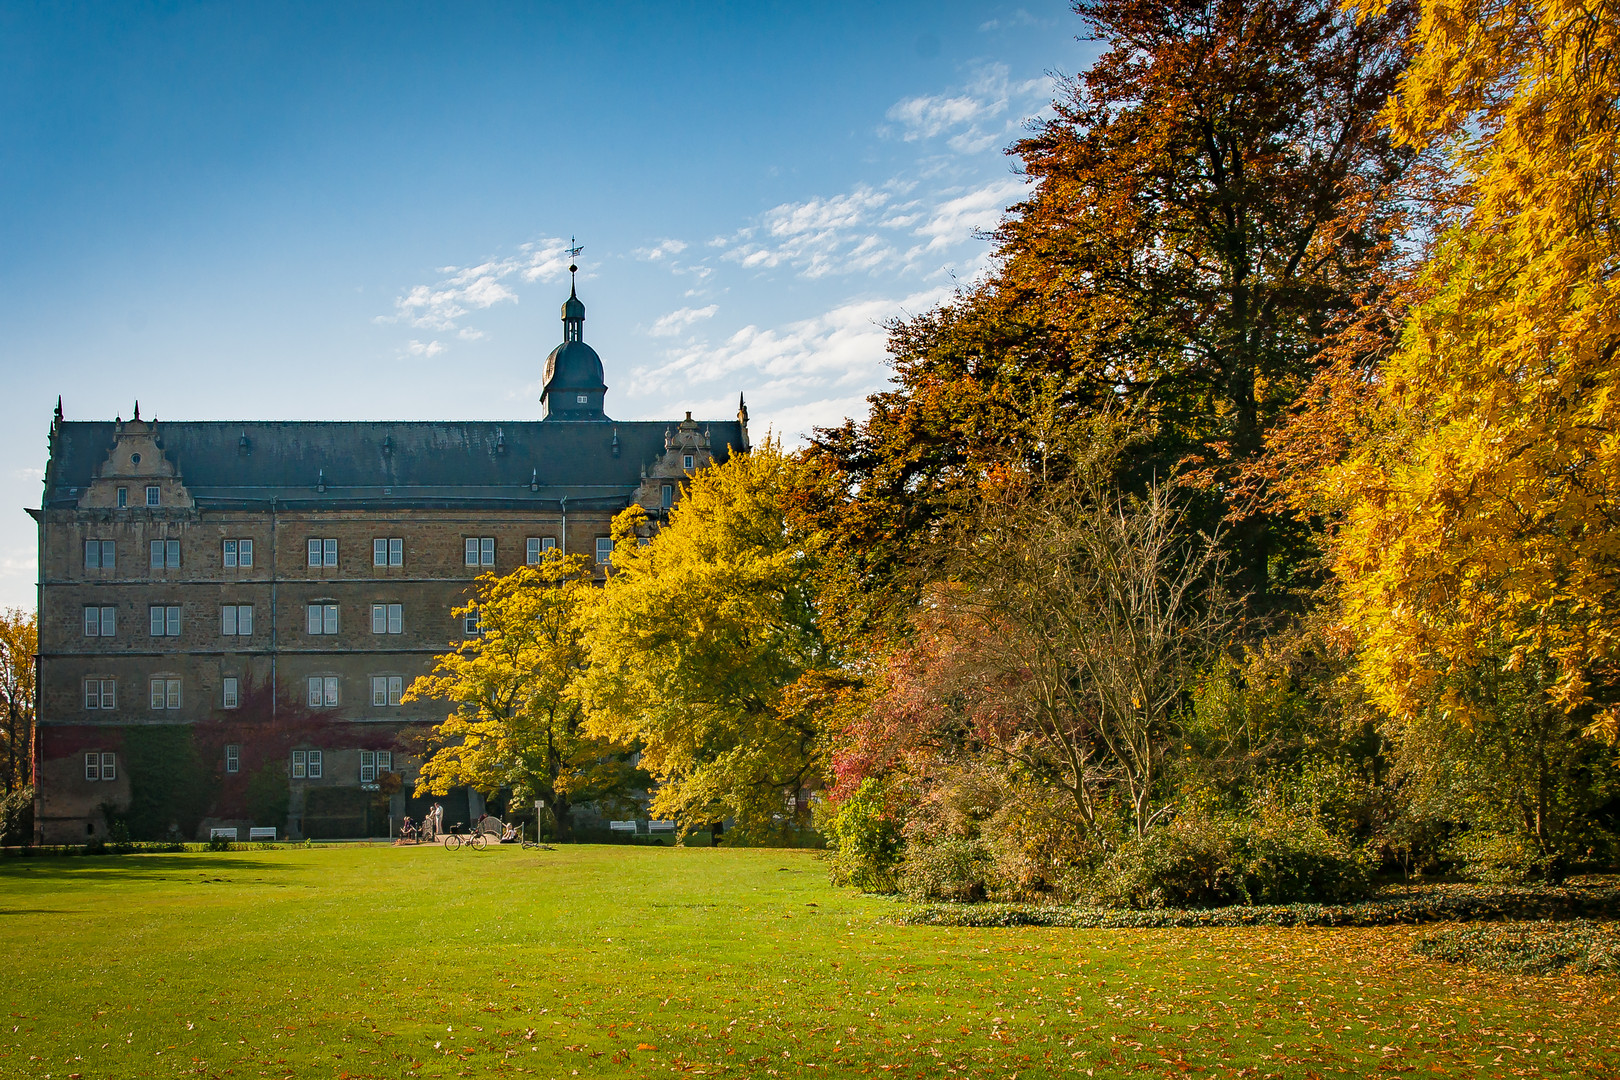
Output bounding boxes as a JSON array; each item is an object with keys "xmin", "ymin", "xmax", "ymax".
[
  {"xmin": 804, "ymin": 0, "xmax": 1417, "ymax": 631},
  {"xmin": 843, "ymin": 445, "xmax": 1229, "ymax": 846},
  {"xmin": 407, "ymin": 554, "xmax": 643, "ymax": 834},
  {"xmin": 0, "ymin": 609, "xmax": 36, "ymax": 844},
  {"xmin": 579, "ymin": 441, "xmax": 849, "ymax": 835},
  {"xmin": 1284, "ymin": 0, "xmax": 1620, "ymax": 869}
]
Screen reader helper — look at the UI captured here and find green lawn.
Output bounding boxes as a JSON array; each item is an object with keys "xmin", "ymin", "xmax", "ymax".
[{"xmin": 0, "ymin": 846, "xmax": 1614, "ymax": 1079}]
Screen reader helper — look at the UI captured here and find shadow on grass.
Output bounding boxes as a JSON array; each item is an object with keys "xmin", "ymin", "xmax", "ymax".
[{"xmin": 0, "ymin": 854, "xmax": 279, "ymax": 883}]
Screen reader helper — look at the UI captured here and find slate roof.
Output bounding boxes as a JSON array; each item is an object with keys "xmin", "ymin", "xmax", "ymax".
[{"xmin": 43, "ymin": 419, "xmax": 747, "ymax": 512}]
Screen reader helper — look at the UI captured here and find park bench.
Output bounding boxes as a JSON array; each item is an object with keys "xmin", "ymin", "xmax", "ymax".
[
  {"xmin": 649, "ymin": 820, "xmax": 675, "ymax": 833},
  {"xmin": 609, "ymin": 820, "xmax": 637, "ymax": 833},
  {"xmin": 209, "ymin": 827, "xmax": 238, "ymax": 840},
  {"xmin": 248, "ymin": 827, "xmax": 277, "ymax": 841}
]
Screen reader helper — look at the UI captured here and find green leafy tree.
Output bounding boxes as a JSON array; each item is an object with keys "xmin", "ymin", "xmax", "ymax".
[
  {"xmin": 579, "ymin": 441, "xmax": 849, "ymax": 834},
  {"xmin": 406, "ymin": 553, "xmax": 643, "ymax": 834}
]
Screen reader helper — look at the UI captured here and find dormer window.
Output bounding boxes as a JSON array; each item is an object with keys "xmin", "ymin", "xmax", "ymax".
[
  {"xmin": 577, "ymin": 394, "xmax": 587, "ymax": 404},
  {"xmin": 683, "ymin": 455, "xmax": 694, "ymax": 470}
]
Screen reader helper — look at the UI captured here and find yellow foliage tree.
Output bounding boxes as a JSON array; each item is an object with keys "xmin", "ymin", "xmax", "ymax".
[
  {"xmin": 406, "ymin": 553, "xmax": 644, "ymax": 833},
  {"xmin": 577, "ymin": 441, "xmax": 848, "ymax": 834},
  {"xmin": 1328, "ymin": 0, "xmax": 1620, "ymax": 738}
]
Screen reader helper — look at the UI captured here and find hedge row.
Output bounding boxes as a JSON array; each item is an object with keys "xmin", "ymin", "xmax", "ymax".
[
  {"xmin": 893, "ymin": 883, "xmax": 1620, "ymax": 929},
  {"xmin": 1415, "ymin": 920, "xmax": 1620, "ymax": 976}
]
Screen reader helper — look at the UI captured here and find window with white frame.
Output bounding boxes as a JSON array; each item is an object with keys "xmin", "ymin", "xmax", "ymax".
[
  {"xmin": 84, "ymin": 539, "xmax": 116, "ymax": 569},
  {"xmin": 84, "ymin": 752, "xmax": 117, "ymax": 781},
  {"xmin": 465, "ymin": 537, "xmax": 495, "ymax": 567},
  {"xmin": 146, "ymin": 485, "xmax": 160, "ymax": 506},
  {"xmin": 306, "ymin": 675, "xmax": 340, "ymax": 708},
  {"xmin": 596, "ymin": 536, "xmax": 613, "ymax": 565},
  {"xmin": 463, "ymin": 607, "xmax": 481, "ymax": 636},
  {"xmin": 83, "ymin": 678, "xmax": 115, "ymax": 710},
  {"xmin": 224, "ymin": 744, "xmax": 240, "ymax": 774},
  {"xmin": 290, "ymin": 748, "xmax": 323, "ymax": 779},
  {"xmin": 360, "ymin": 750, "xmax": 377, "ymax": 782},
  {"xmin": 370, "ymin": 675, "xmax": 404, "ymax": 706},
  {"xmin": 221, "ymin": 604, "xmax": 253, "ymax": 636},
  {"xmin": 661, "ymin": 483, "xmax": 674, "ymax": 509},
  {"xmin": 683, "ymin": 454, "xmax": 694, "ymax": 470},
  {"xmin": 222, "ymin": 677, "xmax": 240, "ymax": 710},
  {"xmin": 149, "ymin": 539, "xmax": 181, "ymax": 569},
  {"xmin": 307, "ymin": 538, "xmax": 338, "ymax": 567},
  {"xmin": 306, "ymin": 603, "xmax": 339, "ymax": 635},
  {"xmin": 116, "ymin": 487, "xmax": 128, "ymax": 508},
  {"xmin": 373, "ymin": 538, "xmax": 403, "ymax": 567},
  {"xmin": 377, "ymin": 750, "xmax": 392, "ymax": 774},
  {"xmin": 222, "ymin": 539, "xmax": 254, "ymax": 567},
  {"xmin": 149, "ymin": 604, "xmax": 181, "ymax": 636},
  {"xmin": 526, "ymin": 536, "xmax": 557, "ymax": 564},
  {"xmin": 149, "ymin": 677, "xmax": 182, "ymax": 710},
  {"xmin": 371, "ymin": 603, "xmax": 403, "ymax": 634},
  {"xmin": 83, "ymin": 605, "xmax": 116, "ymax": 637}
]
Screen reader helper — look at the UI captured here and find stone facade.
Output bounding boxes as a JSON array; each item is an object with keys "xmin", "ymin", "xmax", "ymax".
[{"xmin": 29, "ymin": 287, "xmax": 749, "ymax": 843}]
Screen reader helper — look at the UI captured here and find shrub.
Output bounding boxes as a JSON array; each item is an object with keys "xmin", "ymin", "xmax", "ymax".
[
  {"xmin": 0, "ymin": 786, "xmax": 33, "ymax": 846},
  {"xmin": 897, "ymin": 882, "xmax": 1620, "ymax": 929},
  {"xmin": 1415, "ymin": 920, "xmax": 1620, "ymax": 975},
  {"xmin": 818, "ymin": 779, "xmax": 903, "ymax": 892},
  {"xmin": 206, "ymin": 834, "xmax": 233, "ymax": 853},
  {"xmin": 1072, "ymin": 806, "xmax": 1373, "ymax": 909},
  {"xmin": 899, "ymin": 837, "xmax": 995, "ymax": 902}
]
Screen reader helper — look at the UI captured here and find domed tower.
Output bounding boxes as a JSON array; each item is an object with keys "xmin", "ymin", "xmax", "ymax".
[{"xmin": 540, "ymin": 275, "xmax": 609, "ymax": 421}]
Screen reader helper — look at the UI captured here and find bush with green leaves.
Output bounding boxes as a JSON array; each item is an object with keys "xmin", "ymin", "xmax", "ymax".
[
  {"xmin": 898, "ymin": 837, "xmax": 995, "ymax": 902},
  {"xmin": 1415, "ymin": 920, "xmax": 1620, "ymax": 976},
  {"xmin": 1072, "ymin": 805, "xmax": 1374, "ymax": 909},
  {"xmin": 817, "ymin": 779, "xmax": 903, "ymax": 892}
]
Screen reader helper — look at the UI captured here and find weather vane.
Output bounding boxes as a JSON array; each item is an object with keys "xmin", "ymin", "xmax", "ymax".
[{"xmin": 568, "ymin": 236, "xmax": 584, "ymax": 282}]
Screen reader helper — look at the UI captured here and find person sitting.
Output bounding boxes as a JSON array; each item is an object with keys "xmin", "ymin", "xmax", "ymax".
[
  {"xmin": 399, "ymin": 816, "xmax": 418, "ymax": 843},
  {"xmin": 500, "ymin": 822, "xmax": 520, "ymax": 843}
]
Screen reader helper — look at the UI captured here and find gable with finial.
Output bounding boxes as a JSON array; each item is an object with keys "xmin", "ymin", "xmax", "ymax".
[{"xmin": 78, "ymin": 404, "xmax": 195, "ymax": 510}]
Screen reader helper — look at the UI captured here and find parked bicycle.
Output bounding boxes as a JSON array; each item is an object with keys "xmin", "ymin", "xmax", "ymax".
[{"xmin": 442, "ymin": 823, "xmax": 488, "ymax": 851}]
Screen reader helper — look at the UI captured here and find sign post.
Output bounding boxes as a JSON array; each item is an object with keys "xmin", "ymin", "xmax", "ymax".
[{"xmin": 536, "ymin": 799, "xmax": 546, "ymax": 843}]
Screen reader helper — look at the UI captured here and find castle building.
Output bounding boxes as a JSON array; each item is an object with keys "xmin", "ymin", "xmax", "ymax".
[{"xmin": 29, "ymin": 282, "xmax": 749, "ymax": 843}]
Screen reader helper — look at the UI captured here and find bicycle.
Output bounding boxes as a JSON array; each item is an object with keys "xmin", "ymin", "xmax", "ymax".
[{"xmin": 442, "ymin": 824, "xmax": 488, "ymax": 851}]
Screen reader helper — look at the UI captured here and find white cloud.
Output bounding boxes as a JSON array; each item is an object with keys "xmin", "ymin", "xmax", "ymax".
[
  {"xmin": 634, "ymin": 238, "xmax": 689, "ymax": 261},
  {"xmin": 406, "ymin": 340, "xmax": 445, "ymax": 357},
  {"xmin": 624, "ymin": 288, "xmax": 951, "ymax": 440},
  {"xmin": 883, "ymin": 63, "xmax": 1051, "ymax": 154},
  {"xmin": 381, "ymin": 238, "xmax": 572, "ymax": 333},
  {"xmin": 915, "ymin": 176, "xmax": 1028, "ymax": 250},
  {"xmin": 649, "ymin": 304, "xmax": 720, "ymax": 337},
  {"xmin": 979, "ymin": 8, "xmax": 1046, "ymax": 31}
]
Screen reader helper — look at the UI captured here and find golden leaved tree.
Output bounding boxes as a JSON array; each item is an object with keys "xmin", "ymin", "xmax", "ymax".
[
  {"xmin": 1326, "ymin": 0, "xmax": 1620, "ymax": 741},
  {"xmin": 578, "ymin": 441, "xmax": 850, "ymax": 835},
  {"xmin": 405, "ymin": 553, "xmax": 644, "ymax": 834}
]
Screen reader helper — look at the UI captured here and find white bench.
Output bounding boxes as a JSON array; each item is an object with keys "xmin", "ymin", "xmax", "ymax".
[
  {"xmin": 648, "ymin": 820, "xmax": 676, "ymax": 832},
  {"xmin": 209, "ymin": 827, "xmax": 238, "ymax": 840},
  {"xmin": 248, "ymin": 827, "xmax": 277, "ymax": 841},
  {"xmin": 609, "ymin": 820, "xmax": 637, "ymax": 833}
]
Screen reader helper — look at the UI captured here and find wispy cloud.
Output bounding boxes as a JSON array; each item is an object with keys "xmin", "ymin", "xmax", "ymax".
[
  {"xmin": 625, "ymin": 288, "xmax": 953, "ymax": 442},
  {"xmin": 405, "ymin": 340, "xmax": 445, "ymax": 357},
  {"xmin": 634, "ymin": 238, "xmax": 688, "ymax": 261},
  {"xmin": 380, "ymin": 238, "xmax": 573, "ymax": 333},
  {"xmin": 649, "ymin": 304, "xmax": 720, "ymax": 337},
  {"xmin": 706, "ymin": 175, "xmax": 1025, "ymax": 282},
  {"xmin": 979, "ymin": 8, "xmax": 1049, "ymax": 32},
  {"xmin": 883, "ymin": 63, "xmax": 1050, "ymax": 154}
]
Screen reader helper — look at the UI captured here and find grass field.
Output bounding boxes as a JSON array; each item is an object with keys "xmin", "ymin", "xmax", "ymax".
[{"xmin": 0, "ymin": 845, "xmax": 1615, "ymax": 1079}]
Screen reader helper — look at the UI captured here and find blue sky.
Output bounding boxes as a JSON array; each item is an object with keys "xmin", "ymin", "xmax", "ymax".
[{"xmin": 0, "ymin": 0, "xmax": 1093, "ymax": 609}]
